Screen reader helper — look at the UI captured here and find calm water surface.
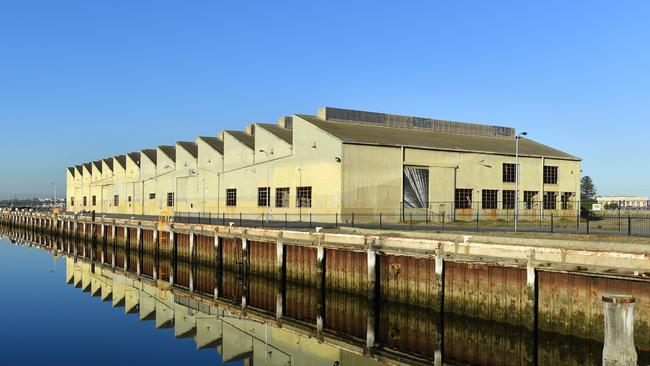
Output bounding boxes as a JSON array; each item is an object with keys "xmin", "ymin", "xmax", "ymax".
[{"xmin": 0, "ymin": 237, "xmax": 233, "ymax": 366}]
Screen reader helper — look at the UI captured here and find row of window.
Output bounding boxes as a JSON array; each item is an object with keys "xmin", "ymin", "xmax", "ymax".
[
  {"xmin": 455, "ymin": 189, "xmax": 574, "ymax": 210},
  {"xmin": 70, "ymin": 187, "xmax": 311, "ymax": 209},
  {"xmin": 227, "ymin": 186, "xmax": 312, "ymax": 208},
  {"xmin": 502, "ymin": 164, "xmax": 559, "ymax": 185}
]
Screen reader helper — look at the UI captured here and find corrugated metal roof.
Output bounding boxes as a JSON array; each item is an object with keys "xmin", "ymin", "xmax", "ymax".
[
  {"xmin": 226, "ymin": 131, "xmax": 255, "ymax": 150},
  {"xmin": 159, "ymin": 145, "xmax": 176, "ymax": 162},
  {"xmin": 198, "ymin": 136, "xmax": 224, "ymax": 154},
  {"xmin": 114, "ymin": 155, "xmax": 127, "ymax": 169},
  {"xmin": 92, "ymin": 160, "xmax": 103, "ymax": 173},
  {"xmin": 83, "ymin": 163, "xmax": 92, "ymax": 173},
  {"xmin": 67, "ymin": 167, "xmax": 75, "ymax": 176},
  {"xmin": 142, "ymin": 149, "xmax": 157, "ymax": 164},
  {"xmin": 296, "ymin": 115, "xmax": 580, "ymax": 160},
  {"xmin": 127, "ymin": 152, "xmax": 141, "ymax": 167},
  {"xmin": 177, "ymin": 141, "xmax": 198, "ymax": 158},
  {"xmin": 257, "ymin": 123, "xmax": 293, "ymax": 144}
]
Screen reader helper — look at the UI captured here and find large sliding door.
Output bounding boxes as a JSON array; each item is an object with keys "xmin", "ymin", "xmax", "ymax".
[{"xmin": 403, "ymin": 166, "xmax": 429, "ymax": 208}]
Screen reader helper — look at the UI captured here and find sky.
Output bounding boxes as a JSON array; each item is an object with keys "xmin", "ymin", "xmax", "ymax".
[{"xmin": 0, "ymin": 0, "xmax": 649, "ymax": 199}]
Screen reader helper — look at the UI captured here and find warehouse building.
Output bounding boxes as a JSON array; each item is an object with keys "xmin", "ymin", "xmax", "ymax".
[{"xmin": 65, "ymin": 107, "xmax": 581, "ymax": 223}]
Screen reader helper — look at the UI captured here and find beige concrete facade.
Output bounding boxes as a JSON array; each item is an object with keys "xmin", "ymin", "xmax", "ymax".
[{"xmin": 65, "ymin": 107, "xmax": 581, "ymax": 222}]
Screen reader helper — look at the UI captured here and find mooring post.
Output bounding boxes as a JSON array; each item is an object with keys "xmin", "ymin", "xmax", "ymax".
[
  {"xmin": 366, "ymin": 248, "xmax": 377, "ymax": 350},
  {"xmin": 434, "ymin": 247, "xmax": 445, "ymax": 312},
  {"xmin": 169, "ymin": 228, "xmax": 175, "ymax": 286},
  {"xmin": 136, "ymin": 225, "xmax": 142, "ymax": 276},
  {"xmin": 316, "ymin": 245, "xmax": 326, "ymax": 339},
  {"xmin": 214, "ymin": 234, "xmax": 221, "ymax": 299},
  {"xmin": 527, "ymin": 249, "xmax": 537, "ymax": 330},
  {"xmin": 111, "ymin": 222, "xmax": 117, "ymax": 270},
  {"xmin": 189, "ymin": 231, "xmax": 195, "ymax": 292},
  {"xmin": 602, "ymin": 293, "xmax": 637, "ymax": 366},
  {"xmin": 153, "ymin": 227, "xmax": 159, "ymax": 281},
  {"xmin": 100, "ymin": 224, "xmax": 106, "ymax": 264},
  {"xmin": 275, "ymin": 234, "xmax": 285, "ymax": 323},
  {"xmin": 124, "ymin": 226, "xmax": 130, "ymax": 270},
  {"xmin": 241, "ymin": 236, "xmax": 249, "ymax": 310}
]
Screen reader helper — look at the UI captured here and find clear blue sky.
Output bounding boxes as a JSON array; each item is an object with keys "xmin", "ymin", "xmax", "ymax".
[{"xmin": 1, "ymin": 0, "xmax": 648, "ymax": 199}]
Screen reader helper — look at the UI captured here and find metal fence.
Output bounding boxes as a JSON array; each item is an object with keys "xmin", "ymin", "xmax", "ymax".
[{"xmin": 170, "ymin": 210, "xmax": 650, "ymax": 238}]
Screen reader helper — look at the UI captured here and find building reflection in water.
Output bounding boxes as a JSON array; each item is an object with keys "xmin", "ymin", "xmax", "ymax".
[{"xmin": 2, "ymin": 226, "xmax": 637, "ymax": 366}]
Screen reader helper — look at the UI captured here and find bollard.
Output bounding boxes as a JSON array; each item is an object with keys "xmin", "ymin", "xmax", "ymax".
[{"xmin": 602, "ymin": 293, "xmax": 637, "ymax": 366}]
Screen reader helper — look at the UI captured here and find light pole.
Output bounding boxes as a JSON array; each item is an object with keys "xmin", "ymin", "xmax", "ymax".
[
  {"xmin": 514, "ymin": 131, "xmax": 528, "ymax": 232},
  {"xmin": 259, "ymin": 149, "xmax": 273, "ymax": 223}
]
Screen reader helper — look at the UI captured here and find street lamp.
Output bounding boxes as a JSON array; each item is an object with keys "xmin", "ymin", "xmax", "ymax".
[
  {"xmin": 259, "ymin": 149, "xmax": 273, "ymax": 223},
  {"xmin": 514, "ymin": 131, "xmax": 528, "ymax": 232}
]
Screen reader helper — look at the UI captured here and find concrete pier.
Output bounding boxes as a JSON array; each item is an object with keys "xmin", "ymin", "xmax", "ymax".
[{"xmin": 603, "ymin": 293, "xmax": 637, "ymax": 366}]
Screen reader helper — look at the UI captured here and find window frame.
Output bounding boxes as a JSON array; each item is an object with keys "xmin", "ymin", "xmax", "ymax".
[
  {"xmin": 166, "ymin": 192, "xmax": 174, "ymax": 207},
  {"xmin": 92, "ymin": 195, "xmax": 97, "ymax": 206},
  {"xmin": 502, "ymin": 190, "xmax": 516, "ymax": 209},
  {"xmin": 296, "ymin": 186, "xmax": 312, "ymax": 208},
  {"xmin": 149, "ymin": 193, "xmax": 156, "ymax": 200},
  {"xmin": 226, "ymin": 188, "xmax": 237, "ymax": 207},
  {"xmin": 543, "ymin": 166, "xmax": 558, "ymax": 185},
  {"xmin": 455, "ymin": 189, "xmax": 473, "ymax": 209},
  {"xmin": 275, "ymin": 187, "xmax": 290, "ymax": 208},
  {"xmin": 502, "ymin": 163, "xmax": 517, "ymax": 183},
  {"xmin": 482, "ymin": 189, "xmax": 498, "ymax": 209},
  {"xmin": 543, "ymin": 191, "xmax": 558, "ymax": 210},
  {"xmin": 113, "ymin": 195, "xmax": 119, "ymax": 207},
  {"xmin": 257, "ymin": 187, "xmax": 270, "ymax": 207}
]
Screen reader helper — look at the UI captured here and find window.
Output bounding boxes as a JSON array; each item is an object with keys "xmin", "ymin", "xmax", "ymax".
[
  {"xmin": 524, "ymin": 191, "xmax": 538, "ymax": 209},
  {"xmin": 502, "ymin": 190, "xmax": 516, "ymax": 209},
  {"xmin": 276, "ymin": 187, "xmax": 290, "ymax": 208},
  {"xmin": 258, "ymin": 187, "xmax": 270, "ymax": 207},
  {"xmin": 149, "ymin": 193, "xmax": 156, "ymax": 200},
  {"xmin": 114, "ymin": 195, "xmax": 119, "ymax": 206},
  {"xmin": 502, "ymin": 163, "xmax": 516, "ymax": 183},
  {"xmin": 543, "ymin": 166, "xmax": 558, "ymax": 184},
  {"xmin": 128, "ymin": 196, "xmax": 132, "ymax": 203},
  {"xmin": 226, "ymin": 189, "xmax": 237, "ymax": 206},
  {"xmin": 296, "ymin": 186, "xmax": 312, "ymax": 208},
  {"xmin": 83, "ymin": 196, "xmax": 87, "ymax": 206},
  {"xmin": 455, "ymin": 189, "xmax": 473, "ymax": 209},
  {"xmin": 167, "ymin": 192, "xmax": 174, "ymax": 207},
  {"xmin": 543, "ymin": 191, "xmax": 557, "ymax": 210},
  {"xmin": 70, "ymin": 197, "xmax": 75, "ymax": 206},
  {"xmin": 561, "ymin": 192, "xmax": 574, "ymax": 210},
  {"xmin": 482, "ymin": 190, "xmax": 498, "ymax": 209},
  {"xmin": 92, "ymin": 196, "xmax": 96, "ymax": 206}
]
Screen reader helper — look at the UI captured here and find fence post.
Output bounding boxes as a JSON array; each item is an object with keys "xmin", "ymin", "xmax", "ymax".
[
  {"xmin": 628, "ymin": 215, "xmax": 632, "ymax": 236},
  {"xmin": 409, "ymin": 213, "xmax": 412, "ymax": 230},
  {"xmin": 222, "ymin": 212, "xmax": 225, "ymax": 226},
  {"xmin": 208, "ymin": 212, "xmax": 212, "ymax": 226},
  {"xmin": 379, "ymin": 213, "xmax": 382, "ymax": 229},
  {"xmin": 309, "ymin": 212, "xmax": 312, "ymax": 228},
  {"xmin": 587, "ymin": 218, "xmax": 590, "ymax": 235},
  {"xmin": 285, "ymin": 213, "xmax": 288, "ymax": 228},
  {"xmin": 335, "ymin": 213, "xmax": 338, "ymax": 228},
  {"xmin": 577, "ymin": 211, "xmax": 580, "ymax": 232},
  {"xmin": 476, "ymin": 210, "xmax": 479, "ymax": 230},
  {"xmin": 352, "ymin": 213, "xmax": 355, "ymax": 227},
  {"xmin": 442, "ymin": 212, "xmax": 445, "ymax": 230},
  {"xmin": 551, "ymin": 213, "xmax": 554, "ymax": 233},
  {"xmin": 239, "ymin": 213, "xmax": 242, "ymax": 227}
]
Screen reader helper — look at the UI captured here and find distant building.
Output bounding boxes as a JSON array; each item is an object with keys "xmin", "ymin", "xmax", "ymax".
[
  {"xmin": 65, "ymin": 106, "xmax": 581, "ymax": 222},
  {"xmin": 596, "ymin": 196, "xmax": 649, "ymax": 209}
]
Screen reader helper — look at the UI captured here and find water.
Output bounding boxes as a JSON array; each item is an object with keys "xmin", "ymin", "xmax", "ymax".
[
  {"xmin": 0, "ymin": 238, "xmax": 229, "ymax": 366},
  {"xmin": 2, "ymin": 227, "xmax": 646, "ymax": 366}
]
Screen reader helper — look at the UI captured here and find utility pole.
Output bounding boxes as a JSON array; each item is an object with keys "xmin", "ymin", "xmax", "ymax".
[{"xmin": 514, "ymin": 131, "xmax": 528, "ymax": 232}]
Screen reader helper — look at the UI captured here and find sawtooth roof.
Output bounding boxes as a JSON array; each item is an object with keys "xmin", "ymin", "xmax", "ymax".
[
  {"xmin": 257, "ymin": 123, "xmax": 293, "ymax": 144},
  {"xmin": 177, "ymin": 141, "xmax": 198, "ymax": 158},
  {"xmin": 159, "ymin": 145, "xmax": 176, "ymax": 162},
  {"xmin": 226, "ymin": 131, "xmax": 255, "ymax": 150},
  {"xmin": 296, "ymin": 115, "xmax": 579, "ymax": 160},
  {"xmin": 127, "ymin": 152, "xmax": 141, "ymax": 167},
  {"xmin": 102, "ymin": 158, "xmax": 113, "ymax": 171},
  {"xmin": 198, "ymin": 136, "xmax": 224, "ymax": 154},
  {"xmin": 114, "ymin": 155, "xmax": 127, "ymax": 170},
  {"xmin": 92, "ymin": 160, "xmax": 103, "ymax": 173},
  {"xmin": 142, "ymin": 149, "xmax": 157, "ymax": 164}
]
